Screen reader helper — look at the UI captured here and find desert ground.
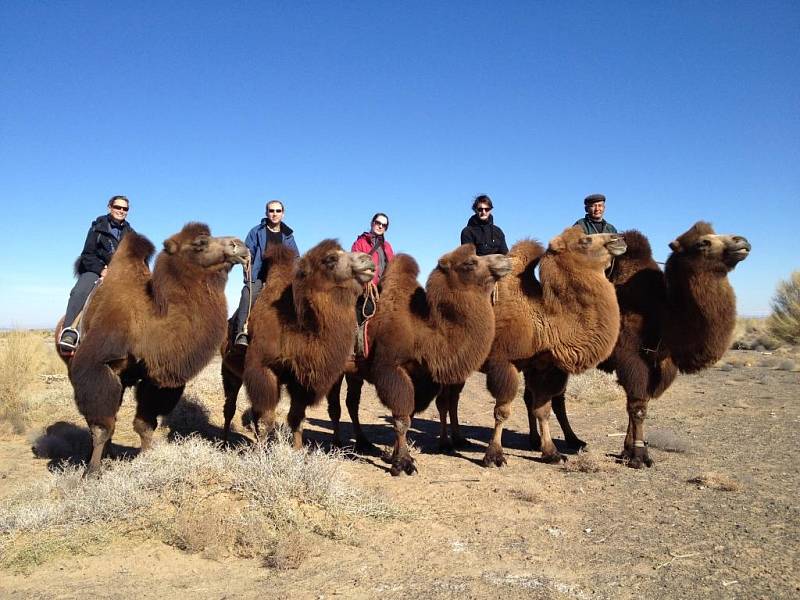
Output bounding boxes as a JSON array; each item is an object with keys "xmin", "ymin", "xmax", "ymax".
[{"xmin": 0, "ymin": 334, "xmax": 798, "ymax": 599}]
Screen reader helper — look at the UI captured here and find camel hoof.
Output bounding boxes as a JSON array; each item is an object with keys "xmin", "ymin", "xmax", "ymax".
[
  {"xmin": 389, "ymin": 456, "xmax": 417, "ymax": 476},
  {"xmin": 541, "ymin": 451, "xmax": 567, "ymax": 464},
  {"xmin": 482, "ymin": 446, "xmax": 507, "ymax": 468},
  {"xmin": 625, "ymin": 450, "xmax": 654, "ymax": 469}
]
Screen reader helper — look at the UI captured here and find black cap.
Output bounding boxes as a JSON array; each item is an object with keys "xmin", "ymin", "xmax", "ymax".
[{"xmin": 584, "ymin": 193, "xmax": 606, "ymax": 206}]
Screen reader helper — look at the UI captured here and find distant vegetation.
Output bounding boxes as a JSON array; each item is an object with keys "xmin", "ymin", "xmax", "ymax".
[{"xmin": 768, "ymin": 271, "xmax": 800, "ymax": 345}]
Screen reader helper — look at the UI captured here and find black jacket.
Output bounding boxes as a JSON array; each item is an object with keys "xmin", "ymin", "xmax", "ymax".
[
  {"xmin": 460, "ymin": 214, "xmax": 509, "ymax": 256},
  {"xmin": 76, "ymin": 214, "xmax": 134, "ymax": 275}
]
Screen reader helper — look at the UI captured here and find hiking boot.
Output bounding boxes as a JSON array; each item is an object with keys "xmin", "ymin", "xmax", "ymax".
[
  {"xmin": 58, "ymin": 329, "xmax": 79, "ymax": 352},
  {"xmin": 234, "ymin": 332, "xmax": 249, "ymax": 348}
]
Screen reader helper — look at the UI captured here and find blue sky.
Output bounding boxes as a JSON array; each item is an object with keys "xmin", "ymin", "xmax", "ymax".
[{"xmin": 1, "ymin": 1, "xmax": 797, "ymax": 328}]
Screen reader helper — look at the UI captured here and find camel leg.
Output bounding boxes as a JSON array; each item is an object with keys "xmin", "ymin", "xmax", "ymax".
[
  {"xmin": 446, "ymin": 383, "xmax": 467, "ymax": 449},
  {"xmin": 85, "ymin": 417, "xmax": 116, "ymax": 476},
  {"xmin": 345, "ymin": 374, "xmax": 376, "ymax": 453},
  {"xmin": 286, "ymin": 378, "xmax": 314, "ymax": 450},
  {"xmin": 524, "ymin": 366, "xmax": 568, "ymax": 463},
  {"xmin": 435, "ymin": 390, "xmax": 453, "ymax": 452},
  {"xmin": 243, "ymin": 357, "xmax": 280, "ymax": 444},
  {"xmin": 552, "ymin": 392, "xmax": 587, "ymax": 450},
  {"xmin": 436, "ymin": 383, "xmax": 466, "ymax": 452},
  {"xmin": 373, "ymin": 365, "xmax": 416, "ymax": 476},
  {"xmin": 483, "ymin": 361, "xmax": 520, "ymax": 468},
  {"xmin": 523, "ymin": 383, "xmax": 542, "ymax": 451},
  {"xmin": 134, "ymin": 379, "xmax": 184, "ymax": 453},
  {"xmin": 623, "ymin": 396, "xmax": 653, "ymax": 468},
  {"xmin": 326, "ymin": 375, "xmax": 344, "ymax": 447},
  {"xmin": 222, "ymin": 361, "xmax": 243, "ymax": 443}
]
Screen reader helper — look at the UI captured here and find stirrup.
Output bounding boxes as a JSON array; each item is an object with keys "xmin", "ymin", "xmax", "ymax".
[{"xmin": 58, "ymin": 327, "xmax": 80, "ymax": 352}]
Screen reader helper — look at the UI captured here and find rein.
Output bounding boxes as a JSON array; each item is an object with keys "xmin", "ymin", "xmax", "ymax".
[{"xmin": 242, "ymin": 260, "xmax": 253, "ymax": 335}]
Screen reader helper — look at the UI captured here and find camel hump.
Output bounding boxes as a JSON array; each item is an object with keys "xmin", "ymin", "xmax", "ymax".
[
  {"xmin": 382, "ymin": 254, "xmax": 420, "ymax": 286},
  {"xmin": 509, "ymin": 239, "xmax": 545, "ymax": 269},
  {"xmin": 115, "ymin": 232, "xmax": 156, "ymax": 266},
  {"xmin": 618, "ymin": 230, "xmax": 653, "ymax": 261},
  {"xmin": 264, "ymin": 243, "xmax": 299, "ymax": 266}
]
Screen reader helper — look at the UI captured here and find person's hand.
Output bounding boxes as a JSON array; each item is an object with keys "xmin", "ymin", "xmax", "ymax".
[{"xmin": 100, "ymin": 266, "xmax": 108, "ymax": 279}]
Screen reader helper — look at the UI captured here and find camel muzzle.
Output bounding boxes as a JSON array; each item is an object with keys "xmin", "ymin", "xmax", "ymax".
[{"xmin": 606, "ymin": 237, "xmax": 628, "ymax": 256}]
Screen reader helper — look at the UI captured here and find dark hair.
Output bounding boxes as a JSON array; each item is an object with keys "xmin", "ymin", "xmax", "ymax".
[
  {"xmin": 472, "ymin": 194, "xmax": 493, "ymax": 211},
  {"xmin": 372, "ymin": 212, "xmax": 389, "ymax": 230},
  {"xmin": 108, "ymin": 195, "xmax": 129, "ymax": 207},
  {"xmin": 265, "ymin": 199, "xmax": 285, "ymax": 212}
]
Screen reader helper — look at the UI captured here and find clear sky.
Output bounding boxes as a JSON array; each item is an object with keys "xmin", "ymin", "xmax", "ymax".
[{"xmin": 1, "ymin": 1, "xmax": 797, "ymax": 328}]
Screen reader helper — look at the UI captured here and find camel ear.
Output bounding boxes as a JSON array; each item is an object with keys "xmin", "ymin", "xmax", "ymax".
[
  {"xmin": 548, "ymin": 235, "xmax": 566, "ymax": 253},
  {"xmin": 437, "ymin": 257, "xmax": 451, "ymax": 272},
  {"xmin": 164, "ymin": 239, "xmax": 179, "ymax": 255},
  {"xmin": 669, "ymin": 239, "xmax": 681, "ymax": 252}
]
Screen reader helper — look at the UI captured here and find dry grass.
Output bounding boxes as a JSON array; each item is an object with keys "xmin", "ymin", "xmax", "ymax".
[
  {"xmin": 561, "ymin": 451, "xmax": 617, "ymax": 474},
  {"xmin": 688, "ymin": 472, "xmax": 742, "ymax": 492},
  {"xmin": 0, "ymin": 330, "xmax": 66, "ymax": 435},
  {"xmin": 0, "ymin": 434, "xmax": 409, "ymax": 572},
  {"xmin": 768, "ymin": 271, "xmax": 800, "ymax": 345},
  {"xmin": 565, "ymin": 369, "xmax": 626, "ymax": 406}
]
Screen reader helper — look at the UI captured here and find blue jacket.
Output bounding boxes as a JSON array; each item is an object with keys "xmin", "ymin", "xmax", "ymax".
[
  {"xmin": 77, "ymin": 214, "xmax": 135, "ymax": 275},
  {"xmin": 244, "ymin": 219, "xmax": 299, "ymax": 282},
  {"xmin": 574, "ymin": 217, "xmax": 618, "ymax": 235}
]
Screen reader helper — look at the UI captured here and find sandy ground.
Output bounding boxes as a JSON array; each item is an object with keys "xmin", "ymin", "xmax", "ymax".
[{"xmin": 1, "ymin": 348, "xmax": 798, "ymax": 599}]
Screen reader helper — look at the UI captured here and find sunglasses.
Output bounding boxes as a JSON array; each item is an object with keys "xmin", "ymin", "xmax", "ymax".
[
  {"xmin": 476, "ymin": 207, "xmax": 492, "ymax": 213},
  {"xmin": 110, "ymin": 205, "xmax": 129, "ymax": 211},
  {"xmin": 373, "ymin": 220, "xmax": 388, "ymax": 228},
  {"xmin": 267, "ymin": 208, "xmax": 283, "ymax": 214}
]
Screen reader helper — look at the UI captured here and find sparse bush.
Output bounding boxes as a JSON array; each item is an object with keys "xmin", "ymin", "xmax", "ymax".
[
  {"xmin": 0, "ymin": 435, "xmax": 407, "ymax": 571},
  {"xmin": 731, "ymin": 317, "xmax": 782, "ymax": 350},
  {"xmin": 562, "ymin": 451, "xmax": 616, "ymax": 473},
  {"xmin": 0, "ymin": 331, "xmax": 64, "ymax": 435},
  {"xmin": 263, "ymin": 532, "xmax": 314, "ymax": 570},
  {"xmin": 565, "ymin": 370, "xmax": 625, "ymax": 405},
  {"xmin": 509, "ymin": 488, "xmax": 543, "ymax": 504},
  {"xmin": 688, "ymin": 472, "xmax": 741, "ymax": 491},
  {"xmin": 768, "ymin": 271, "xmax": 800, "ymax": 345}
]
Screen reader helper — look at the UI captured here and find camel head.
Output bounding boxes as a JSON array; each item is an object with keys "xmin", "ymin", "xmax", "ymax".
[
  {"xmin": 548, "ymin": 226, "xmax": 627, "ymax": 271},
  {"xmin": 296, "ymin": 239, "xmax": 376, "ymax": 296},
  {"xmin": 432, "ymin": 244, "xmax": 513, "ymax": 293},
  {"xmin": 668, "ymin": 222, "xmax": 751, "ymax": 271},
  {"xmin": 162, "ymin": 223, "xmax": 249, "ymax": 273}
]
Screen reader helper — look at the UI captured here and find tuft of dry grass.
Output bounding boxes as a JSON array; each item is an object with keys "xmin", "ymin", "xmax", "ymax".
[
  {"xmin": 0, "ymin": 435, "xmax": 409, "ymax": 571},
  {"xmin": 731, "ymin": 317, "xmax": 782, "ymax": 351},
  {"xmin": 263, "ymin": 532, "xmax": 315, "ymax": 570},
  {"xmin": 0, "ymin": 330, "xmax": 66, "ymax": 435},
  {"xmin": 768, "ymin": 271, "xmax": 800, "ymax": 345},
  {"xmin": 688, "ymin": 472, "xmax": 741, "ymax": 492},
  {"xmin": 647, "ymin": 429, "xmax": 691, "ymax": 453},
  {"xmin": 565, "ymin": 369, "xmax": 626, "ymax": 405},
  {"xmin": 562, "ymin": 451, "xmax": 617, "ymax": 474},
  {"xmin": 509, "ymin": 488, "xmax": 543, "ymax": 504}
]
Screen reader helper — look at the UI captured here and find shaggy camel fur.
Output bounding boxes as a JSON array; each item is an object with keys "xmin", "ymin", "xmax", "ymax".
[
  {"xmin": 220, "ymin": 240, "xmax": 375, "ymax": 447},
  {"xmin": 544, "ymin": 222, "xmax": 751, "ymax": 468},
  {"xmin": 64, "ymin": 223, "xmax": 247, "ymax": 474},
  {"xmin": 329, "ymin": 245, "xmax": 512, "ymax": 475},
  {"xmin": 438, "ymin": 227, "xmax": 627, "ymax": 466}
]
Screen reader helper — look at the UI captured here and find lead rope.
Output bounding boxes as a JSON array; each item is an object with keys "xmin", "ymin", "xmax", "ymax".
[
  {"xmin": 242, "ymin": 260, "xmax": 253, "ymax": 336},
  {"xmin": 358, "ymin": 282, "xmax": 379, "ymax": 358},
  {"xmin": 491, "ymin": 282, "xmax": 499, "ymax": 305}
]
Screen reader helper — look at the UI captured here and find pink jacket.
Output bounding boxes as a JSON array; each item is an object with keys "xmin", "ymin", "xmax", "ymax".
[{"xmin": 352, "ymin": 233, "xmax": 394, "ymax": 285}]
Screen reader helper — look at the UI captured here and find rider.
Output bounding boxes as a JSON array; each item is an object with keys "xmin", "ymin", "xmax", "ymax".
[
  {"xmin": 460, "ymin": 194, "xmax": 509, "ymax": 255},
  {"xmin": 233, "ymin": 199, "xmax": 299, "ymax": 347},
  {"xmin": 58, "ymin": 195, "xmax": 134, "ymax": 352},
  {"xmin": 575, "ymin": 193, "xmax": 618, "ymax": 234}
]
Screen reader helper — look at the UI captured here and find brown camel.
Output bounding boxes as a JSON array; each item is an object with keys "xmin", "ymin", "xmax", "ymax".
[
  {"xmin": 220, "ymin": 240, "xmax": 375, "ymax": 447},
  {"xmin": 329, "ymin": 244, "xmax": 512, "ymax": 476},
  {"xmin": 63, "ymin": 223, "xmax": 248, "ymax": 474},
  {"xmin": 541, "ymin": 222, "xmax": 751, "ymax": 468},
  {"xmin": 437, "ymin": 226, "xmax": 627, "ymax": 466}
]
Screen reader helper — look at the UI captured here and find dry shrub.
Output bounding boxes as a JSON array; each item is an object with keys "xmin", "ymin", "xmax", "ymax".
[
  {"xmin": 688, "ymin": 472, "xmax": 741, "ymax": 492},
  {"xmin": 562, "ymin": 451, "xmax": 616, "ymax": 473},
  {"xmin": 732, "ymin": 317, "xmax": 782, "ymax": 350},
  {"xmin": 263, "ymin": 532, "xmax": 315, "ymax": 570},
  {"xmin": 0, "ymin": 330, "xmax": 64, "ymax": 435},
  {"xmin": 776, "ymin": 359, "xmax": 798, "ymax": 371},
  {"xmin": 768, "ymin": 271, "xmax": 800, "ymax": 345},
  {"xmin": 647, "ymin": 429, "xmax": 691, "ymax": 453},
  {"xmin": 565, "ymin": 369, "xmax": 625, "ymax": 405},
  {"xmin": 0, "ymin": 435, "xmax": 407, "ymax": 571}
]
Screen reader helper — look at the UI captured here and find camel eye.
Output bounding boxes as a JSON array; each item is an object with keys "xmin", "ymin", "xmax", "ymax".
[
  {"xmin": 323, "ymin": 255, "xmax": 338, "ymax": 268},
  {"xmin": 459, "ymin": 259, "xmax": 477, "ymax": 271},
  {"xmin": 696, "ymin": 239, "xmax": 712, "ymax": 250},
  {"xmin": 579, "ymin": 236, "xmax": 592, "ymax": 247}
]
